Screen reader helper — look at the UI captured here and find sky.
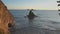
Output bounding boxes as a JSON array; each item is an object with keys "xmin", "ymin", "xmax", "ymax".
[{"xmin": 2, "ymin": 0, "xmax": 58, "ymax": 10}]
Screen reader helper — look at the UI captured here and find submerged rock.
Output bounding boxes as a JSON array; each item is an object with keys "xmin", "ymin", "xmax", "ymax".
[
  {"xmin": 59, "ymin": 13, "xmax": 60, "ymax": 15},
  {"xmin": 0, "ymin": 0, "xmax": 14, "ymax": 34}
]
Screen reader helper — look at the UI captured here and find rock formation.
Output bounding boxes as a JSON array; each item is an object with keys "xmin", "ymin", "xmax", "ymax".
[
  {"xmin": 27, "ymin": 9, "xmax": 37, "ymax": 19},
  {"xmin": 57, "ymin": 1, "xmax": 60, "ymax": 3},
  {"xmin": 0, "ymin": 0, "xmax": 15, "ymax": 34},
  {"xmin": 58, "ymin": 4, "xmax": 60, "ymax": 6}
]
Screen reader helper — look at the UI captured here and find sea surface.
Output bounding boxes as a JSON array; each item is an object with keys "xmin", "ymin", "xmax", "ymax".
[{"xmin": 10, "ymin": 10, "xmax": 60, "ymax": 34}]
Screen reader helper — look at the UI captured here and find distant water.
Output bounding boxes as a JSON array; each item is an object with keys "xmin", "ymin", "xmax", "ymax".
[{"xmin": 9, "ymin": 10, "xmax": 60, "ymax": 34}]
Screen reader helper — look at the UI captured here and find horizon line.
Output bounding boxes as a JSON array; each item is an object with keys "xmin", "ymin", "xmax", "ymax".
[{"xmin": 8, "ymin": 9, "xmax": 58, "ymax": 10}]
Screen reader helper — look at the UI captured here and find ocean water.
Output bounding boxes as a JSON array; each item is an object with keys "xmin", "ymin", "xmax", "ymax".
[{"xmin": 10, "ymin": 10, "xmax": 60, "ymax": 34}]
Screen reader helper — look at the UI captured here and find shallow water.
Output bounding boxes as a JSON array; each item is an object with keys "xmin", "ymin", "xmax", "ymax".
[{"xmin": 10, "ymin": 10, "xmax": 60, "ymax": 34}]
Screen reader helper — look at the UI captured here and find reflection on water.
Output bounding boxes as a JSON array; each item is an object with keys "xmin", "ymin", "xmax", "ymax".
[
  {"xmin": 28, "ymin": 17, "xmax": 35, "ymax": 27},
  {"xmin": 10, "ymin": 10, "xmax": 60, "ymax": 34}
]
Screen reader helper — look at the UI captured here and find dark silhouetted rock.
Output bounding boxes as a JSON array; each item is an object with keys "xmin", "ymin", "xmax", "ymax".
[
  {"xmin": 58, "ymin": 9, "xmax": 60, "ymax": 11},
  {"xmin": 27, "ymin": 9, "xmax": 37, "ymax": 19},
  {"xmin": 57, "ymin": 1, "xmax": 60, "ymax": 3},
  {"xmin": 58, "ymin": 4, "xmax": 60, "ymax": 6}
]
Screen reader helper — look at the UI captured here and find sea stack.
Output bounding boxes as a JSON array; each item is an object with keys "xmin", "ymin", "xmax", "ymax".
[
  {"xmin": 0, "ymin": 0, "xmax": 14, "ymax": 34},
  {"xmin": 27, "ymin": 9, "xmax": 36, "ymax": 19},
  {"xmin": 57, "ymin": 0, "xmax": 60, "ymax": 11},
  {"xmin": 57, "ymin": 1, "xmax": 60, "ymax": 3}
]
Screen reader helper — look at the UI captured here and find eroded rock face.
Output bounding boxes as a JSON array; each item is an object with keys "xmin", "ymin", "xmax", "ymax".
[{"xmin": 0, "ymin": 0, "xmax": 14, "ymax": 34}]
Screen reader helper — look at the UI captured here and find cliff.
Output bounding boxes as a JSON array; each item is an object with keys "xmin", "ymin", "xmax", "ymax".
[{"xmin": 0, "ymin": 0, "xmax": 14, "ymax": 34}]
